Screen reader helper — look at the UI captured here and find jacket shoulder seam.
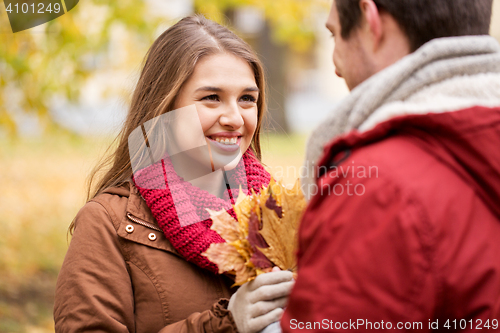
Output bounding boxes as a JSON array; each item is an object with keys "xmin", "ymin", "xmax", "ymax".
[
  {"xmin": 86, "ymin": 198, "xmax": 132, "ymax": 261},
  {"xmin": 90, "ymin": 195, "xmax": 124, "ymax": 232}
]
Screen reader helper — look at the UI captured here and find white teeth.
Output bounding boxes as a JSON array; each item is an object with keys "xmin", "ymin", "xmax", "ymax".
[{"xmin": 212, "ymin": 137, "xmax": 238, "ymax": 145}]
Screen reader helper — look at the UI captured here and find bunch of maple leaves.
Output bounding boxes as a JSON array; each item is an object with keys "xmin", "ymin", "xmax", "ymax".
[{"xmin": 203, "ymin": 179, "xmax": 307, "ymax": 286}]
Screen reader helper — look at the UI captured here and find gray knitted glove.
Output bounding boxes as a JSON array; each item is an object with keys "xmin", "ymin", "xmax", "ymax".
[
  {"xmin": 228, "ymin": 270, "xmax": 294, "ymax": 333},
  {"xmin": 260, "ymin": 321, "xmax": 282, "ymax": 333}
]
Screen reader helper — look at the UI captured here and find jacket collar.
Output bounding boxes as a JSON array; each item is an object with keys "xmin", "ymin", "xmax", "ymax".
[
  {"xmin": 103, "ymin": 181, "xmax": 157, "ymax": 225},
  {"xmin": 101, "ymin": 182, "xmax": 181, "ymax": 256}
]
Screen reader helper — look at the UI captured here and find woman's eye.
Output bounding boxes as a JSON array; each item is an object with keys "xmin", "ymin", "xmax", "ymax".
[
  {"xmin": 201, "ymin": 94, "xmax": 220, "ymax": 102},
  {"xmin": 240, "ymin": 95, "xmax": 257, "ymax": 103}
]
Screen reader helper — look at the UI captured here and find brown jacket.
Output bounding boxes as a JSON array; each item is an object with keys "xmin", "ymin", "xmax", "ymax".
[{"xmin": 54, "ymin": 182, "xmax": 238, "ymax": 333}]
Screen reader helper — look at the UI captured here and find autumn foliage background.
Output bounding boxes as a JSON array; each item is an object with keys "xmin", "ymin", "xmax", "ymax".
[
  {"xmin": 0, "ymin": 1, "xmax": 316, "ymax": 331},
  {"xmin": 2, "ymin": 0, "xmax": 500, "ymax": 332}
]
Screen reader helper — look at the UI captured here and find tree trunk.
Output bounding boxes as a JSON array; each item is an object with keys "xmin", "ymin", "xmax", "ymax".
[{"xmin": 257, "ymin": 22, "xmax": 289, "ymax": 133}]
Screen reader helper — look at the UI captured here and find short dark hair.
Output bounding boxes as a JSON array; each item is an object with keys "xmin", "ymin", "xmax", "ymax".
[{"xmin": 336, "ymin": 0, "xmax": 494, "ymax": 51}]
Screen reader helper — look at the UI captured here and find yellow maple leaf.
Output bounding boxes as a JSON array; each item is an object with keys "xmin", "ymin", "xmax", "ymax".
[
  {"xmin": 204, "ymin": 243, "xmax": 243, "ymax": 274},
  {"xmin": 206, "ymin": 209, "xmax": 240, "ymax": 242},
  {"xmin": 203, "ymin": 178, "xmax": 306, "ymax": 285},
  {"xmin": 258, "ymin": 179, "xmax": 306, "ymax": 272},
  {"xmin": 233, "ymin": 189, "xmax": 252, "ymax": 239},
  {"xmin": 204, "ymin": 208, "xmax": 258, "ymax": 286}
]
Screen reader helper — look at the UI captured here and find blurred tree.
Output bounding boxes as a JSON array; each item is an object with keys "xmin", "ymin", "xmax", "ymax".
[
  {"xmin": 194, "ymin": 0, "xmax": 325, "ymax": 52},
  {"xmin": 0, "ymin": 0, "xmax": 161, "ymax": 137}
]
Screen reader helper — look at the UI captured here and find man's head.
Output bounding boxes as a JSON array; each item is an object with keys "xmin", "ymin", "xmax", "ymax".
[{"xmin": 327, "ymin": 0, "xmax": 494, "ymax": 90}]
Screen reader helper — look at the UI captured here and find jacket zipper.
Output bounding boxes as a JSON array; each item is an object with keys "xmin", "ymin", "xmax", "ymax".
[{"xmin": 126, "ymin": 213, "xmax": 163, "ymax": 232}]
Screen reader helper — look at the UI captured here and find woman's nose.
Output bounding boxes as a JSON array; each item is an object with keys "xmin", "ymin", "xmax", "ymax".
[{"xmin": 219, "ymin": 102, "xmax": 244, "ymax": 129}]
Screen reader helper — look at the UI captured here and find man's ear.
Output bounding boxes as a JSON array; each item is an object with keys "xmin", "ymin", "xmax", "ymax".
[{"xmin": 359, "ymin": 0, "xmax": 383, "ymax": 52}]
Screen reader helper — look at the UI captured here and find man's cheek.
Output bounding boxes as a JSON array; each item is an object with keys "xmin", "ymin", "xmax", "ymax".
[
  {"xmin": 335, "ymin": 68, "xmax": 343, "ymax": 78},
  {"xmin": 333, "ymin": 57, "xmax": 343, "ymax": 78},
  {"xmin": 333, "ymin": 48, "xmax": 343, "ymax": 77}
]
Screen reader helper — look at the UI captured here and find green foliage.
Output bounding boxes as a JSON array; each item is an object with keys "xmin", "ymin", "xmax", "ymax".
[{"xmin": 0, "ymin": 0, "xmax": 161, "ymax": 137}]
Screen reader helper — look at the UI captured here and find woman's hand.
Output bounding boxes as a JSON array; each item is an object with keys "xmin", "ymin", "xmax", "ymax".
[{"xmin": 228, "ymin": 268, "xmax": 294, "ymax": 333}]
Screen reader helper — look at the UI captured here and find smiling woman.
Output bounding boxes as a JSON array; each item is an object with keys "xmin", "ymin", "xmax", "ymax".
[
  {"xmin": 53, "ymin": 14, "xmax": 295, "ymax": 333},
  {"xmin": 174, "ymin": 53, "xmax": 260, "ymax": 171}
]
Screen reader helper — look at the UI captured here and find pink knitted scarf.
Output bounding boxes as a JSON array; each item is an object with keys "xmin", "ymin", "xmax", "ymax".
[{"xmin": 133, "ymin": 150, "xmax": 270, "ymax": 273}]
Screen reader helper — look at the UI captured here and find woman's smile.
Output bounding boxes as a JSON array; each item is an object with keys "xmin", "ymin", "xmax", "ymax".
[{"xmin": 206, "ymin": 132, "xmax": 242, "ymax": 153}]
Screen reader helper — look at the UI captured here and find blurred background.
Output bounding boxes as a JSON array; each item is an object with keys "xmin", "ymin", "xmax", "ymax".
[{"xmin": 1, "ymin": 0, "xmax": 500, "ymax": 331}]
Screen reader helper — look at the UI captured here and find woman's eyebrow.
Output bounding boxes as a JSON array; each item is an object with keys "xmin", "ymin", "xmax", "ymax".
[
  {"xmin": 195, "ymin": 86, "xmax": 260, "ymax": 93},
  {"xmin": 244, "ymin": 87, "xmax": 260, "ymax": 93},
  {"xmin": 195, "ymin": 86, "xmax": 223, "ymax": 92}
]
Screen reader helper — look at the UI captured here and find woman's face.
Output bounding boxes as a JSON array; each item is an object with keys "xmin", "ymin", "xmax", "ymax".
[{"xmin": 174, "ymin": 53, "xmax": 259, "ymax": 170}]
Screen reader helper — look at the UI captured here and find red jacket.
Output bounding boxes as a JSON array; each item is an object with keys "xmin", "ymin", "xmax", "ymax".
[{"xmin": 282, "ymin": 106, "xmax": 500, "ymax": 332}]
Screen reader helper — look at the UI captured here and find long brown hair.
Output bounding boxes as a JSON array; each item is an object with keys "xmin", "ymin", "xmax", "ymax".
[{"xmin": 70, "ymin": 15, "xmax": 267, "ymax": 233}]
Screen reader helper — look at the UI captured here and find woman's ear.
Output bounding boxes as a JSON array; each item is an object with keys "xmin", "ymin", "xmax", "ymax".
[{"xmin": 359, "ymin": 0, "xmax": 383, "ymax": 52}]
